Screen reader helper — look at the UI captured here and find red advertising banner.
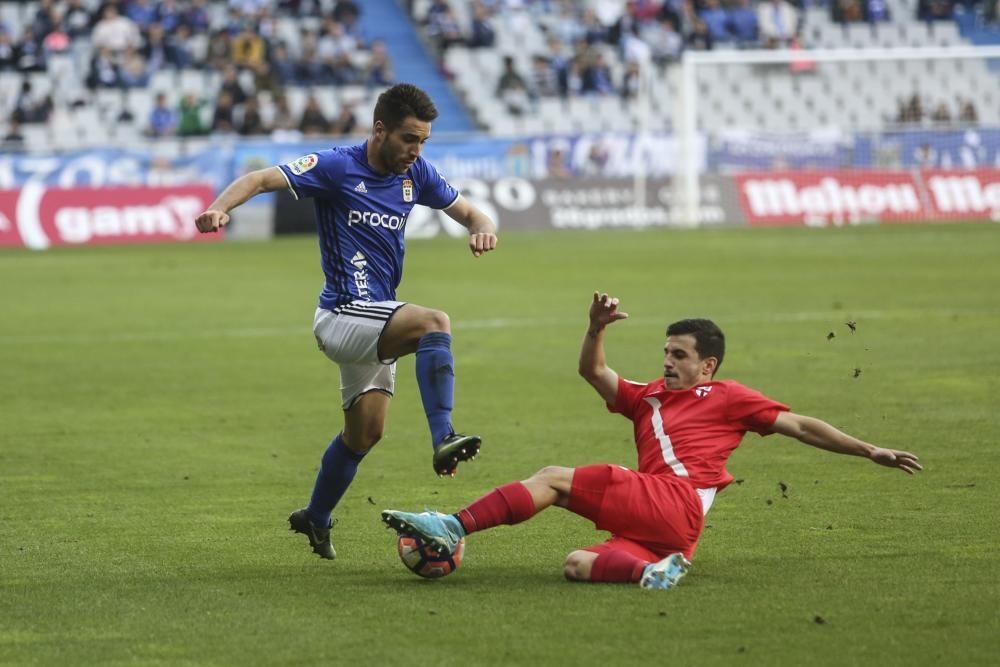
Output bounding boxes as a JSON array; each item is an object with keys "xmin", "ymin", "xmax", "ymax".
[
  {"xmin": 735, "ymin": 171, "xmax": 926, "ymax": 226},
  {"xmin": 0, "ymin": 185, "xmax": 220, "ymax": 249}
]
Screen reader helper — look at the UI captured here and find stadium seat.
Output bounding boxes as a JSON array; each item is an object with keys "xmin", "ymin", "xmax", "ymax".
[
  {"xmin": 846, "ymin": 24, "xmax": 876, "ymax": 49},
  {"xmin": 186, "ymin": 33, "xmax": 209, "ymax": 64},
  {"xmin": 70, "ymin": 106, "xmax": 100, "ymax": 137},
  {"xmin": 491, "ymin": 115, "xmax": 516, "ymax": 137},
  {"xmin": 0, "ymin": 2, "xmax": 23, "ymax": 37},
  {"xmin": 445, "ymin": 48, "xmax": 471, "ymax": 74},
  {"xmin": 931, "ymin": 22, "xmax": 961, "ymax": 47},
  {"xmin": 285, "ymin": 87, "xmax": 309, "ymax": 120},
  {"xmin": 21, "ymin": 123, "xmax": 49, "ymax": 149},
  {"xmin": 149, "ymin": 69, "xmax": 177, "ymax": 93},
  {"xmin": 179, "ymin": 70, "xmax": 208, "ymax": 95},
  {"xmin": 125, "ymin": 88, "xmax": 154, "ymax": 124}
]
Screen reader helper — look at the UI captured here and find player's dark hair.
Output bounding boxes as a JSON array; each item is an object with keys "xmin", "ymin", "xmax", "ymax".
[
  {"xmin": 666, "ymin": 319, "xmax": 725, "ymax": 374},
  {"xmin": 373, "ymin": 83, "xmax": 438, "ymax": 130}
]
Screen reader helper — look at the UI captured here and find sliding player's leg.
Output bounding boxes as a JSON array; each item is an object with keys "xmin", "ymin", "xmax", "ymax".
[
  {"xmin": 381, "ymin": 465, "xmax": 574, "ymax": 553},
  {"xmin": 565, "ymin": 464, "xmax": 700, "ymax": 588},
  {"xmin": 563, "ymin": 537, "xmax": 661, "ymax": 583}
]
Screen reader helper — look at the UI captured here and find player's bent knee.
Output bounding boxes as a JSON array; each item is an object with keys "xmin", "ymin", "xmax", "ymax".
[
  {"xmin": 344, "ymin": 426, "xmax": 383, "ymax": 452},
  {"xmin": 533, "ymin": 465, "xmax": 562, "ymax": 480},
  {"xmin": 532, "ymin": 465, "xmax": 573, "ymax": 488},
  {"xmin": 563, "ymin": 550, "xmax": 596, "ymax": 581},
  {"xmin": 424, "ymin": 309, "xmax": 451, "ymax": 334}
]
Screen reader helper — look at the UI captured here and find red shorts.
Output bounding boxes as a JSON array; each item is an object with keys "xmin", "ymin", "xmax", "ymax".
[{"xmin": 568, "ymin": 464, "xmax": 704, "ymax": 561}]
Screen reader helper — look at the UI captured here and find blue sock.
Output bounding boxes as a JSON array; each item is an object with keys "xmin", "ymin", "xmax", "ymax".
[
  {"xmin": 415, "ymin": 331, "xmax": 455, "ymax": 447},
  {"xmin": 306, "ymin": 434, "xmax": 366, "ymax": 528}
]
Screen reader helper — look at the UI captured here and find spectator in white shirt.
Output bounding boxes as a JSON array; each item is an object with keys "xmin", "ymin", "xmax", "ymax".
[
  {"xmin": 757, "ymin": 0, "xmax": 800, "ymax": 48},
  {"xmin": 91, "ymin": 4, "xmax": 141, "ymax": 55},
  {"xmin": 642, "ymin": 16, "xmax": 684, "ymax": 65}
]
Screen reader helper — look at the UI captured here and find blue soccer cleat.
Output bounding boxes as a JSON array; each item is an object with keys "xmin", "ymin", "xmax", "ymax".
[
  {"xmin": 639, "ymin": 553, "xmax": 691, "ymax": 590},
  {"xmin": 382, "ymin": 509, "xmax": 466, "ymax": 556}
]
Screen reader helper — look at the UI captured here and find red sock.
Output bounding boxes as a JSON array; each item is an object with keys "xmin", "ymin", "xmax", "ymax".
[
  {"xmin": 456, "ymin": 482, "xmax": 536, "ymax": 534},
  {"xmin": 589, "ymin": 550, "xmax": 649, "ymax": 583}
]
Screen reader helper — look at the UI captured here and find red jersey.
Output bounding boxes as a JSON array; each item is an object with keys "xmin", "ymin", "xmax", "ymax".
[{"xmin": 609, "ymin": 377, "xmax": 790, "ymax": 491}]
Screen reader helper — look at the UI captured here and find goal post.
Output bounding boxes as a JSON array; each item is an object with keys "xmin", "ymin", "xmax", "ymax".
[{"xmin": 672, "ymin": 45, "xmax": 1000, "ymax": 226}]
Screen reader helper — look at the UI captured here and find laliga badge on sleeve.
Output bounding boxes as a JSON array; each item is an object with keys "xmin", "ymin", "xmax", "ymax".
[
  {"xmin": 402, "ymin": 179, "xmax": 413, "ymax": 203},
  {"xmin": 288, "ymin": 154, "xmax": 318, "ymax": 175}
]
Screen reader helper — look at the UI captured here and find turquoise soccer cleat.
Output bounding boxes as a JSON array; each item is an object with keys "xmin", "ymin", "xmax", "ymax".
[
  {"xmin": 382, "ymin": 509, "xmax": 466, "ymax": 555},
  {"xmin": 639, "ymin": 553, "xmax": 691, "ymax": 590}
]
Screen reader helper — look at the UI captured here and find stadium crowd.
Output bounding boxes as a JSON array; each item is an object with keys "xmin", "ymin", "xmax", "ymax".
[
  {"xmin": 0, "ymin": 0, "xmax": 387, "ymax": 142},
  {"xmin": 413, "ymin": 0, "xmax": 988, "ymax": 72},
  {"xmin": 893, "ymin": 91, "xmax": 979, "ymax": 125},
  {"xmin": 0, "ymin": 0, "xmax": 994, "ymax": 147},
  {"xmin": 408, "ymin": 0, "xmax": 989, "ymax": 125}
]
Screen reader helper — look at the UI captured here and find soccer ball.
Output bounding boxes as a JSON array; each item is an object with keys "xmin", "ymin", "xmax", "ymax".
[{"xmin": 397, "ymin": 533, "xmax": 465, "ymax": 579}]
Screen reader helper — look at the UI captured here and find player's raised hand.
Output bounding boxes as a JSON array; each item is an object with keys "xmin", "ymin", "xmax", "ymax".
[
  {"xmin": 870, "ymin": 447, "xmax": 923, "ymax": 474},
  {"xmin": 468, "ymin": 232, "xmax": 497, "ymax": 257},
  {"xmin": 589, "ymin": 291, "xmax": 629, "ymax": 329},
  {"xmin": 195, "ymin": 209, "xmax": 230, "ymax": 233}
]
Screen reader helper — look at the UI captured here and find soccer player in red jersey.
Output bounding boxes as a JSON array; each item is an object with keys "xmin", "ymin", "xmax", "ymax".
[{"xmin": 383, "ymin": 292, "xmax": 922, "ymax": 589}]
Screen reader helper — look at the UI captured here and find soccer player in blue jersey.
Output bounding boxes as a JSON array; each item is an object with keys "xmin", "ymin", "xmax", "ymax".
[{"xmin": 194, "ymin": 83, "xmax": 498, "ymax": 560}]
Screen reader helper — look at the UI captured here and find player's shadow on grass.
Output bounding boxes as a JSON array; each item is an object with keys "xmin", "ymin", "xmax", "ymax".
[{"xmin": 380, "ymin": 564, "xmax": 570, "ymax": 590}]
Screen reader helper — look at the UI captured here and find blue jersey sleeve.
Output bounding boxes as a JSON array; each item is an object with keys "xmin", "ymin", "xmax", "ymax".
[
  {"xmin": 415, "ymin": 158, "xmax": 459, "ymax": 210},
  {"xmin": 278, "ymin": 149, "xmax": 345, "ymax": 200}
]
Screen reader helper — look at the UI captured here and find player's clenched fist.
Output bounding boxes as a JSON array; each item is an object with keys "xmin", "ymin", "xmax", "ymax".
[
  {"xmin": 195, "ymin": 210, "xmax": 230, "ymax": 233},
  {"xmin": 468, "ymin": 232, "xmax": 497, "ymax": 257}
]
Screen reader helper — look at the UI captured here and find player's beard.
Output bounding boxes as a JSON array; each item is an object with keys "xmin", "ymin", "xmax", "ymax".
[
  {"xmin": 396, "ymin": 156, "xmax": 415, "ymax": 174},
  {"xmin": 374, "ymin": 142, "xmax": 398, "ymax": 174},
  {"xmin": 384, "ymin": 149, "xmax": 410, "ymax": 174},
  {"xmin": 387, "ymin": 146, "xmax": 414, "ymax": 174}
]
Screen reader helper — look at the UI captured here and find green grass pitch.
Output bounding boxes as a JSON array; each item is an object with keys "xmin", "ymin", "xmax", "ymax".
[{"xmin": 1, "ymin": 223, "xmax": 999, "ymax": 665}]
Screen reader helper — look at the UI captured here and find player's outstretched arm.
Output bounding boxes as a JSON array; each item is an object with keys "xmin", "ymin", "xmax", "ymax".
[
  {"xmin": 443, "ymin": 194, "xmax": 498, "ymax": 257},
  {"xmin": 195, "ymin": 167, "xmax": 289, "ymax": 233},
  {"xmin": 579, "ymin": 292, "xmax": 628, "ymax": 405},
  {"xmin": 770, "ymin": 412, "xmax": 923, "ymax": 475}
]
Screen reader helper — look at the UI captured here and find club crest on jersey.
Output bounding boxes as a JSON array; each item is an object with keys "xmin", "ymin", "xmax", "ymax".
[
  {"xmin": 695, "ymin": 386, "xmax": 713, "ymax": 397},
  {"xmin": 402, "ymin": 179, "xmax": 413, "ymax": 203},
  {"xmin": 288, "ymin": 154, "xmax": 318, "ymax": 175}
]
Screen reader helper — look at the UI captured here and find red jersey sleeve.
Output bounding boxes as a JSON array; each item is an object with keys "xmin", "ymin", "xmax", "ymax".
[
  {"xmin": 723, "ymin": 381, "xmax": 790, "ymax": 435},
  {"xmin": 607, "ymin": 376, "xmax": 651, "ymax": 419}
]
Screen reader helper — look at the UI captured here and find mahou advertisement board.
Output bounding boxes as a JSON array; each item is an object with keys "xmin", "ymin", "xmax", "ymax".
[
  {"xmin": 734, "ymin": 169, "xmax": 1000, "ymax": 226},
  {"xmin": 734, "ymin": 171, "xmax": 925, "ymax": 226},
  {"xmin": 0, "ymin": 185, "xmax": 219, "ymax": 249},
  {"xmin": 922, "ymin": 170, "xmax": 1000, "ymax": 221}
]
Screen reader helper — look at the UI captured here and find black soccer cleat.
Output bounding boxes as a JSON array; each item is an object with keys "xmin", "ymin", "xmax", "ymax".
[
  {"xmin": 432, "ymin": 433, "xmax": 481, "ymax": 477},
  {"xmin": 288, "ymin": 509, "xmax": 336, "ymax": 560}
]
